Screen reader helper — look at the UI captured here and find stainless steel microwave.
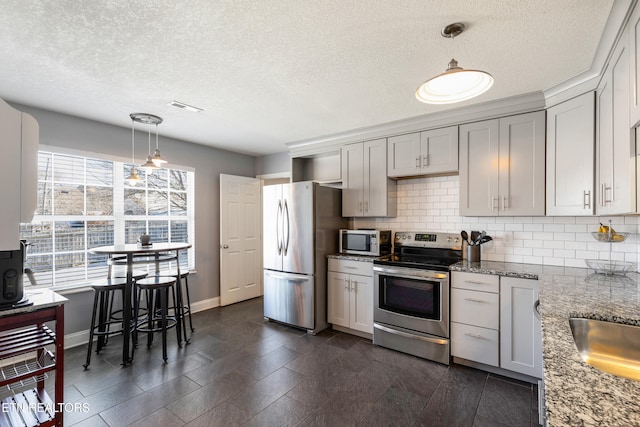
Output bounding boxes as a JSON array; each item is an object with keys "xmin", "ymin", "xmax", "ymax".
[{"xmin": 339, "ymin": 229, "xmax": 391, "ymax": 256}]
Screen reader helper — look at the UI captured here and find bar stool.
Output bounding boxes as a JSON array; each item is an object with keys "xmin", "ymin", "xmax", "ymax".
[
  {"xmin": 133, "ymin": 275, "xmax": 180, "ymax": 362},
  {"xmin": 162, "ymin": 269, "xmax": 194, "ymax": 333},
  {"xmin": 105, "ymin": 268, "xmax": 148, "ymax": 342},
  {"xmin": 83, "ymin": 277, "xmax": 128, "ymax": 369}
]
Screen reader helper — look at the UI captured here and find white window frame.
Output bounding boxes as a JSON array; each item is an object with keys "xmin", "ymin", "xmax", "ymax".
[{"xmin": 21, "ymin": 148, "xmax": 195, "ymax": 290}]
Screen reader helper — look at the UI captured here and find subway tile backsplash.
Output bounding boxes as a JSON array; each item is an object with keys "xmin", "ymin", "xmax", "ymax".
[{"xmin": 353, "ymin": 175, "xmax": 640, "ymax": 270}]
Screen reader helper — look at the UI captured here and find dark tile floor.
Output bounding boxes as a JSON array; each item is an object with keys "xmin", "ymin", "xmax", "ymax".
[{"xmin": 58, "ymin": 297, "xmax": 541, "ymax": 426}]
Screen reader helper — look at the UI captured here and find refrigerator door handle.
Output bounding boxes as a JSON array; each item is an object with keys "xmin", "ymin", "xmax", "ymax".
[
  {"xmin": 283, "ymin": 199, "xmax": 290, "ymax": 256},
  {"xmin": 264, "ymin": 270, "xmax": 307, "ymax": 282},
  {"xmin": 276, "ymin": 200, "xmax": 283, "ymax": 255}
]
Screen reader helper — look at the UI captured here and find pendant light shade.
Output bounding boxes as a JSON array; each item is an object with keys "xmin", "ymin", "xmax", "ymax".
[
  {"xmin": 416, "ymin": 58, "xmax": 494, "ymax": 104},
  {"xmin": 416, "ymin": 23, "xmax": 493, "ymax": 105},
  {"xmin": 152, "ymin": 149, "xmax": 167, "ymax": 166},
  {"xmin": 140, "ymin": 155, "xmax": 159, "ymax": 173},
  {"xmin": 125, "ymin": 166, "xmax": 142, "ymax": 186}
]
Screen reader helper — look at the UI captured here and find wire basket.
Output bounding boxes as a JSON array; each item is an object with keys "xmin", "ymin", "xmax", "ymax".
[
  {"xmin": 585, "ymin": 259, "xmax": 636, "ymax": 276},
  {"xmin": 0, "ymin": 350, "xmax": 54, "ymax": 398},
  {"xmin": 591, "ymin": 232, "xmax": 629, "ymax": 243}
]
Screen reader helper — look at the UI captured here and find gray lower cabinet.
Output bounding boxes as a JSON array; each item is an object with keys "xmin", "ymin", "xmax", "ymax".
[
  {"xmin": 500, "ymin": 276, "xmax": 542, "ymax": 378},
  {"xmin": 451, "ymin": 272, "xmax": 500, "ymax": 367},
  {"xmin": 327, "ymin": 259, "xmax": 373, "ymax": 334},
  {"xmin": 450, "ymin": 271, "xmax": 542, "ymax": 379}
]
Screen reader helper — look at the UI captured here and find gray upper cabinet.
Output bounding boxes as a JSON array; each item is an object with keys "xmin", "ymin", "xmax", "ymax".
[
  {"xmin": 596, "ymin": 28, "xmax": 635, "ymax": 215},
  {"xmin": 387, "ymin": 126, "xmax": 458, "ymax": 178},
  {"xmin": 341, "ymin": 139, "xmax": 396, "ymax": 217},
  {"xmin": 546, "ymin": 92, "xmax": 595, "ymax": 216},
  {"xmin": 0, "ymin": 98, "xmax": 38, "ymax": 250},
  {"xmin": 630, "ymin": 4, "xmax": 640, "ymax": 127},
  {"xmin": 460, "ymin": 111, "xmax": 545, "ymax": 216}
]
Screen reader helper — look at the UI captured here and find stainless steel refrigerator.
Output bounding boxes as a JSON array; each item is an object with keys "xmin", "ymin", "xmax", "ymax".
[{"xmin": 263, "ymin": 181, "xmax": 346, "ymax": 334}]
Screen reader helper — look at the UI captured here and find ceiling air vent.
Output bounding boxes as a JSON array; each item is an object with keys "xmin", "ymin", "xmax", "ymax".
[{"xmin": 168, "ymin": 100, "xmax": 203, "ymax": 113}]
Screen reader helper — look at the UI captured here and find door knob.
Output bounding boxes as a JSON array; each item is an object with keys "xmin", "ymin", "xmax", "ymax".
[{"xmin": 222, "ymin": 244, "xmax": 229, "ymax": 249}]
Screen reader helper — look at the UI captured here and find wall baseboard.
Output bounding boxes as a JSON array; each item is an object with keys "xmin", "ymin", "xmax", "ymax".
[
  {"xmin": 190, "ymin": 297, "xmax": 220, "ymax": 313},
  {"xmin": 64, "ymin": 329, "xmax": 91, "ymax": 349},
  {"xmin": 63, "ymin": 296, "xmax": 222, "ymax": 349}
]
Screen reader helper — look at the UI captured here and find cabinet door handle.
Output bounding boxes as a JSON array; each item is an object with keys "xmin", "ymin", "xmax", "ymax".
[
  {"xmin": 491, "ymin": 196, "xmax": 498, "ymax": 211},
  {"xmin": 422, "ymin": 155, "xmax": 428, "ymax": 167},
  {"xmin": 463, "ymin": 281, "xmax": 491, "ymax": 286},
  {"xmin": 465, "ymin": 333, "xmax": 489, "ymax": 340},
  {"xmin": 344, "ymin": 266, "xmax": 357, "ymax": 270},
  {"xmin": 583, "ymin": 190, "xmax": 591, "ymax": 209},
  {"xmin": 502, "ymin": 196, "xmax": 508, "ymax": 211},
  {"xmin": 344, "ymin": 278, "xmax": 350, "ymax": 291},
  {"xmin": 416, "ymin": 156, "xmax": 420, "ymax": 168},
  {"xmin": 351, "ymin": 280, "xmax": 357, "ymax": 292},
  {"xmin": 601, "ymin": 183, "xmax": 613, "ymax": 206},
  {"xmin": 359, "ymin": 201, "xmax": 363, "ymax": 213},
  {"xmin": 364, "ymin": 201, "xmax": 368, "ymax": 213},
  {"xmin": 464, "ymin": 298, "xmax": 488, "ymax": 303},
  {"xmin": 603, "ymin": 184, "xmax": 612, "ymax": 205},
  {"xmin": 534, "ymin": 299, "xmax": 541, "ymax": 320}
]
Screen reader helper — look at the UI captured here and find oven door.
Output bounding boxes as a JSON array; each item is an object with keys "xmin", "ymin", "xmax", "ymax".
[{"xmin": 373, "ymin": 265, "xmax": 449, "ymax": 338}]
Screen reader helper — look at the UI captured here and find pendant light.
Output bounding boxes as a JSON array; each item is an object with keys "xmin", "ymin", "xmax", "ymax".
[
  {"xmin": 151, "ymin": 123, "xmax": 167, "ymax": 167},
  {"xmin": 140, "ymin": 125, "xmax": 160, "ymax": 173},
  {"xmin": 129, "ymin": 113, "xmax": 164, "ymax": 175},
  {"xmin": 125, "ymin": 116, "xmax": 142, "ymax": 186},
  {"xmin": 416, "ymin": 23, "xmax": 493, "ymax": 105}
]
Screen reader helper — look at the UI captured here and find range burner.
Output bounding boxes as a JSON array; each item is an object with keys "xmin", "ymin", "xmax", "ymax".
[{"xmin": 375, "ymin": 231, "xmax": 463, "ymax": 271}]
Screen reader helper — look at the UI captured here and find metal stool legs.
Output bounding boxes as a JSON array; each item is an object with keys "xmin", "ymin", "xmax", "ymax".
[
  {"xmin": 133, "ymin": 276, "xmax": 179, "ymax": 362},
  {"xmin": 182, "ymin": 272, "xmax": 194, "ymax": 332},
  {"xmin": 83, "ymin": 279, "xmax": 127, "ymax": 369}
]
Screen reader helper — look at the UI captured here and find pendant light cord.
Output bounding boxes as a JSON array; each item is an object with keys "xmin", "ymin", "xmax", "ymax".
[{"xmin": 131, "ymin": 118, "xmax": 135, "ymax": 164}]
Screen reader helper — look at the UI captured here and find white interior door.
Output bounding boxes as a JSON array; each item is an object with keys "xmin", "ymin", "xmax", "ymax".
[{"xmin": 220, "ymin": 174, "xmax": 261, "ymax": 306}]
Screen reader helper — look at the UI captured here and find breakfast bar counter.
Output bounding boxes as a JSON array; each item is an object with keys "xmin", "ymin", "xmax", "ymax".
[{"xmin": 452, "ymin": 260, "xmax": 640, "ymax": 426}]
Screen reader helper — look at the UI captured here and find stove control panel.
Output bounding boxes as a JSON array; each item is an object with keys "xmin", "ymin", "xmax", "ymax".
[{"xmin": 394, "ymin": 232, "xmax": 461, "ymax": 249}]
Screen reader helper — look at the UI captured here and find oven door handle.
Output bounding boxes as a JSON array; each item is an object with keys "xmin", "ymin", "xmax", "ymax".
[
  {"xmin": 374, "ymin": 323, "xmax": 449, "ymax": 346},
  {"xmin": 373, "ymin": 266, "xmax": 448, "ymax": 281}
]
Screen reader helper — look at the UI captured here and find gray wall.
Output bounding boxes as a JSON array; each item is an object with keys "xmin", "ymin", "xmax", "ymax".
[
  {"xmin": 255, "ymin": 151, "xmax": 290, "ymax": 176},
  {"xmin": 11, "ymin": 103, "xmax": 256, "ymax": 336}
]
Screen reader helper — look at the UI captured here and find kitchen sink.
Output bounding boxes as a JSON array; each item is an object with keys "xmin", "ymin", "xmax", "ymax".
[{"xmin": 569, "ymin": 317, "xmax": 640, "ymax": 381}]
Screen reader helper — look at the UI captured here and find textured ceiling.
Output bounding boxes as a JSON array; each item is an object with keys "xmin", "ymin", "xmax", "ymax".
[{"xmin": 0, "ymin": 1, "xmax": 615, "ymax": 155}]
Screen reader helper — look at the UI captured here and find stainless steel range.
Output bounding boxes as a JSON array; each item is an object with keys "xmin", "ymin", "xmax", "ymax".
[{"xmin": 373, "ymin": 231, "xmax": 462, "ymax": 364}]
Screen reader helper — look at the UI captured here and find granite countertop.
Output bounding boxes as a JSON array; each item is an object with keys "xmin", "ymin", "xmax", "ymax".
[
  {"xmin": 327, "ymin": 253, "xmax": 387, "ymax": 262},
  {"xmin": 451, "ymin": 259, "xmax": 542, "ymax": 279},
  {"xmin": 0, "ymin": 288, "xmax": 68, "ymax": 318},
  {"xmin": 452, "ymin": 260, "xmax": 640, "ymax": 426}
]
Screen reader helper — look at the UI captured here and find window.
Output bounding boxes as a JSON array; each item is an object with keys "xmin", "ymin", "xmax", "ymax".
[{"xmin": 20, "ymin": 151, "xmax": 195, "ymax": 289}]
